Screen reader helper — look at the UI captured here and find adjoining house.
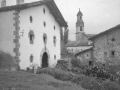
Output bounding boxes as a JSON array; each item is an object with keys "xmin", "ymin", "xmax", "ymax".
[
  {"xmin": 0, "ymin": 0, "xmax": 68, "ymax": 70},
  {"xmin": 66, "ymin": 9, "xmax": 94, "ymax": 54},
  {"xmin": 89, "ymin": 24, "xmax": 120, "ymax": 66},
  {"xmin": 75, "ymin": 47, "xmax": 93, "ymax": 65}
]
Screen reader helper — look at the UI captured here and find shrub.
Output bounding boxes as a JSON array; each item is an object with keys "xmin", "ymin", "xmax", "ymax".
[
  {"xmin": 37, "ymin": 68, "xmax": 75, "ymax": 81},
  {"xmin": 102, "ymin": 81, "xmax": 120, "ymax": 90},
  {"xmin": 0, "ymin": 51, "xmax": 16, "ymax": 70},
  {"xmin": 71, "ymin": 57, "xmax": 81, "ymax": 68}
]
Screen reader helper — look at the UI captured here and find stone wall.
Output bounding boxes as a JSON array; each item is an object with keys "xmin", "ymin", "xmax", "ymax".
[
  {"xmin": 76, "ymin": 48, "xmax": 93, "ymax": 65},
  {"xmin": 93, "ymin": 27, "xmax": 120, "ymax": 65}
]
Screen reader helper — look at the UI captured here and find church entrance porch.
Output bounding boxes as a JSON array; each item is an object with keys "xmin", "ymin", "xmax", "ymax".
[{"xmin": 41, "ymin": 52, "xmax": 48, "ymax": 68}]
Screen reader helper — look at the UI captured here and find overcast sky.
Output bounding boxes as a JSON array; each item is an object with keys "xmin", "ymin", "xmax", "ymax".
[
  {"xmin": 8, "ymin": 0, "xmax": 120, "ymax": 41},
  {"xmin": 54, "ymin": 0, "xmax": 120, "ymax": 41}
]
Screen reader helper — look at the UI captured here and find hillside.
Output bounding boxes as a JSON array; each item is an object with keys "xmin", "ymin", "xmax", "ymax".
[{"xmin": 0, "ymin": 69, "xmax": 86, "ymax": 90}]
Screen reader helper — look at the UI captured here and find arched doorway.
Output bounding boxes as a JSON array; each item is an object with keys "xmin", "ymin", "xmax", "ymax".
[{"xmin": 42, "ymin": 52, "xmax": 48, "ymax": 68}]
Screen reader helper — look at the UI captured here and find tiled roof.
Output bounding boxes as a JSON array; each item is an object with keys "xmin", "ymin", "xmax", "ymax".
[
  {"xmin": 86, "ymin": 34, "xmax": 95, "ymax": 38},
  {"xmin": 66, "ymin": 40, "xmax": 92, "ymax": 47},
  {"xmin": 89, "ymin": 24, "xmax": 120, "ymax": 40},
  {"xmin": 75, "ymin": 41, "xmax": 91, "ymax": 47},
  {"xmin": 0, "ymin": 0, "xmax": 68, "ymax": 27},
  {"xmin": 75, "ymin": 47, "xmax": 93, "ymax": 56},
  {"xmin": 65, "ymin": 41, "xmax": 77, "ymax": 47}
]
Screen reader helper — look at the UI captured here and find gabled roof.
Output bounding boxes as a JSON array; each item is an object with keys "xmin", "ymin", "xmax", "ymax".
[
  {"xmin": 75, "ymin": 41, "xmax": 91, "ymax": 47},
  {"xmin": 75, "ymin": 47, "xmax": 93, "ymax": 56},
  {"xmin": 66, "ymin": 40, "xmax": 92, "ymax": 47},
  {"xmin": 65, "ymin": 41, "xmax": 77, "ymax": 47},
  {"xmin": 0, "ymin": 0, "xmax": 68, "ymax": 27},
  {"xmin": 86, "ymin": 34, "xmax": 96, "ymax": 39},
  {"xmin": 89, "ymin": 24, "xmax": 120, "ymax": 40}
]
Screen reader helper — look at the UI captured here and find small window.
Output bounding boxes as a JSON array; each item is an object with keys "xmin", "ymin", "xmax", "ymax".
[
  {"xmin": 86, "ymin": 54, "xmax": 89, "ymax": 57},
  {"xmin": 43, "ymin": 33, "xmax": 47, "ymax": 44},
  {"xmin": 54, "ymin": 55, "xmax": 56, "ymax": 60},
  {"xmin": 111, "ymin": 51, "xmax": 115, "ymax": 57},
  {"xmin": 30, "ymin": 54, "xmax": 33, "ymax": 62},
  {"xmin": 111, "ymin": 38, "xmax": 115, "ymax": 41},
  {"xmin": 80, "ymin": 26, "xmax": 82, "ymax": 31},
  {"xmin": 103, "ymin": 64, "xmax": 105, "ymax": 66},
  {"xmin": 30, "ymin": 16, "xmax": 33, "ymax": 23},
  {"xmin": 28, "ymin": 30, "xmax": 35, "ymax": 44},
  {"xmin": 43, "ymin": 21, "xmax": 46, "ymax": 27},
  {"xmin": 89, "ymin": 61, "xmax": 93, "ymax": 65},
  {"xmin": 54, "ymin": 26, "xmax": 55, "ymax": 30},
  {"xmin": 43, "ymin": 8, "xmax": 45, "ymax": 14},
  {"xmin": 53, "ymin": 36, "xmax": 56, "ymax": 46},
  {"xmin": 80, "ymin": 16, "xmax": 82, "ymax": 19}
]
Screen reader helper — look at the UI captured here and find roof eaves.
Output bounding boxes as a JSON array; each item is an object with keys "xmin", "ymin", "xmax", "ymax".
[
  {"xmin": 89, "ymin": 24, "xmax": 120, "ymax": 40},
  {"xmin": 75, "ymin": 47, "xmax": 93, "ymax": 56},
  {"xmin": 0, "ymin": 0, "xmax": 68, "ymax": 27}
]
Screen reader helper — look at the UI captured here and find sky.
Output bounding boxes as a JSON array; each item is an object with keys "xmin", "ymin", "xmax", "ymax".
[
  {"xmin": 54, "ymin": 0, "xmax": 120, "ymax": 41},
  {"xmin": 3, "ymin": 0, "xmax": 120, "ymax": 41}
]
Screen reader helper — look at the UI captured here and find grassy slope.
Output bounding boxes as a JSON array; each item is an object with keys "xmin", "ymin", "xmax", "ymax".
[{"xmin": 0, "ymin": 69, "xmax": 86, "ymax": 90}]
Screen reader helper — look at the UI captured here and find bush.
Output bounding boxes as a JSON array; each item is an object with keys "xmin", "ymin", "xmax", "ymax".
[
  {"xmin": 0, "ymin": 51, "xmax": 16, "ymax": 70},
  {"xmin": 102, "ymin": 81, "xmax": 120, "ymax": 90},
  {"xmin": 37, "ymin": 68, "xmax": 75, "ymax": 81},
  {"xmin": 71, "ymin": 57, "xmax": 81, "ymax": 68}
]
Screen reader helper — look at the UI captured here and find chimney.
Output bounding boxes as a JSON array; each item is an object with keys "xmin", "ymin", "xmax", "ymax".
[
  {"xmin": 1, "ymin": 0, "xmax": 6, "ymax": 7},
  {"xmin": 17, "ymin": 0, "xmax": 24, "ymax": 5}
]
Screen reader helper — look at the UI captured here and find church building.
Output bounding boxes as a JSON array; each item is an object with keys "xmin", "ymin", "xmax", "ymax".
[
  {"xmin": 66, "ymin": 9, "xmax": 94, "ymax": 54},
  {"xmin": 0, "ymin": 0, "xmax": 68, "ymax": 70}
]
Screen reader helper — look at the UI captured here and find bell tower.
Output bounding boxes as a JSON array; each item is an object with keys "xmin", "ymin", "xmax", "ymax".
[{"xmin": 76, "ymin": 8, "xmax": 84, "ymax": 41}]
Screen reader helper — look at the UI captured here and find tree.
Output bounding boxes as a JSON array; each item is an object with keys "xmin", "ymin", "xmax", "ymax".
[
  {"xmin": 64, "ymin": 28, "xmax": 69, "ymax": 45},
  {"xmin": 60, "ymin": 27, "xmax": 64, "ymax": 41}
]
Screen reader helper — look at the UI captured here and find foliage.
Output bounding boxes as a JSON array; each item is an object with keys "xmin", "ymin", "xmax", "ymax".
[
  {"xmin": 37, "ymin": 67, "xmax": 120, "ymax": 90},
  {"xmin": 71, "ymin": 57, "xmax": 81, "ymax": 68},
  {"xmin": 63, "ymin": 28, "xmax": 69, "ymax": 45},
  {"xmin": 0, "ymin": 51, "xmax": 16, "ymax": 70},
  {"xmin": 60, "ymin": 27, "xmax": 64, "ymax": 41},
  {"xmin": 37, "ymin": 68, "xmax": 75, "ymax": 81}
]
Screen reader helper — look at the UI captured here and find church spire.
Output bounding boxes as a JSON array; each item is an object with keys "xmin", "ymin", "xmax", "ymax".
[
  {"xmin": 77, "ymin": 8, "xmax": 83, "ymax": 16},
  {"xmin": 76, "ymin": 8, "xmax": 84, "ymax": 41}
]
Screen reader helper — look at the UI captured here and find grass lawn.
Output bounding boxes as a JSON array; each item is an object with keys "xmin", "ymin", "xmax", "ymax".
[{"xmin": 0, "ymin": 69, "xmax": 86, "ymax": 90}]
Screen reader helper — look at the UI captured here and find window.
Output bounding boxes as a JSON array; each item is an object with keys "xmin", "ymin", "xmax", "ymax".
[
  {"xmin": 111, "ymin": 51, "xmax": 115, "ymax": 57},
  {"xmin": 89, "ymin": 61, "xmax": 93, "ymax": 65},
  {"xmin": 111, "ymin": 38, "xmax": 115, "ymax": 41},
  {"xmin": 53, "ymin": 36, "xmax": 56, "ymax": 46},
  {"xmin": 86, "ymin": 54, "xmax": 89, "ymax": 58},
  {"xmin": 103, "ymin": 64, "xmax": 105, "ymax": 66},
  {"xmin": 28, "ymin": 30, "xmax": 35, "ymax": 44},
  {"xmin": 43, "ymin": 21, "xmax": 46, "ymax": 27},
  {"xmin": 54, "ymin": 55, "xmax": 56, "ymax": 60},
  {"xmin": 30, "ymin": 16, "xmax": 33, "ymax": 23},
  {"xmin": 43, "ymin": 8, "xmax": 45, "ymax": 14},
  {"xmin": 43, "ymin": 33, "xmax": 47, "ymax": 44},
  {"xmin": 80, "ymin": 26, "xmax": 82, "ymax": 31},
  {"xmin": 54, "ymin": 26, "xmax": 55, "ymax": 30},
  {"xmin": 80, "ymin": 16, "xmax": 82, "ymax": 19},
  {"xmin": 30, "ymin": 54, "xmax": 33, "ymax": 62}
]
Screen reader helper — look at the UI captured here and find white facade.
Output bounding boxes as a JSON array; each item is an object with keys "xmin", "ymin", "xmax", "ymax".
[
  {"xmin": 19, "ymin": 5, "xmax": 60, "ymax": 69},
  {"xmin": 0, "ymin": 0, "xmax": 67, "ymax": 70}
]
